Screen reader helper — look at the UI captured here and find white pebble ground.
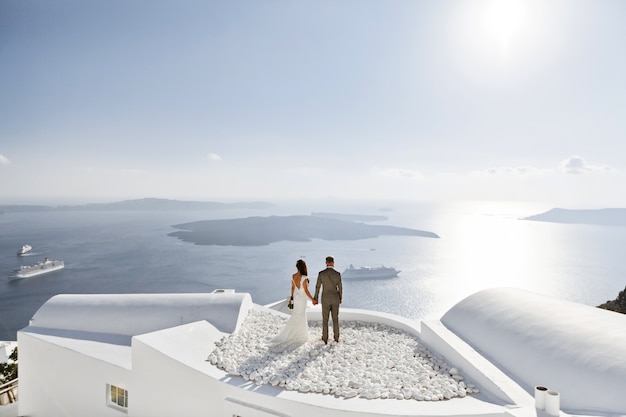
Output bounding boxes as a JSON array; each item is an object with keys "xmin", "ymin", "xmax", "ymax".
[{"xmin": 208, "ymin": 310, "xmax": 479, "ymax": 401}]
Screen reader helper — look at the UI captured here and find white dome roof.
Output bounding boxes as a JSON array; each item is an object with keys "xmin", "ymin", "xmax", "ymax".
[
  {"xmin": 441, "ymin": 287, "xmax": 626, "ymax": 414},
  {"xmin": 29, "ymin": 291, "xmax": 252, "ymax": 336}
]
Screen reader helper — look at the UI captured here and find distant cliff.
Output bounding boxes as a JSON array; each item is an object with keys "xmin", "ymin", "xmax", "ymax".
[
  {"xmin": 598, "ymin": 286, "xmax": 626, "ymax": 314},
  {"xmin": 0, "ymin": 198, "xmax": 273, "ymax": 212},
  {"xmin": 522, "ymin": 208, "xmax": 626, "ymax": 226}
]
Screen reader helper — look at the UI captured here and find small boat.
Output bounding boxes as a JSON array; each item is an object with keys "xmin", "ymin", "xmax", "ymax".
[
  {"xmin": 9, "ymin": 257, "xmax": 65, "ymax": 280},
  {"xmin": 17, "ymin": 244, "xmax": 33, "ymax": 256},
  {"xmin": 342, "ymin": 264, "xmax": 400, "ymax": 280}
]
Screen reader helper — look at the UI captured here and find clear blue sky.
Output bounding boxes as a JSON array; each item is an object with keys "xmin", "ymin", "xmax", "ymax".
[{"xmin": 1, "ymin": 0, "xmax": 625, "ymax": 206}]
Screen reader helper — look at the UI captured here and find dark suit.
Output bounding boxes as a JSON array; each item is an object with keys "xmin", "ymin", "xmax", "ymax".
[{"xmin": 314, "ymin": 267, "xmax": 343, "ymax": 342}]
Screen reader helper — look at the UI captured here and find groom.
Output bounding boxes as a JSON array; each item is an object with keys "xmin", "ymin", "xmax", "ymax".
[{"xmin": 313, "ymin": 256, "xmax": 343, "ymax": 344}]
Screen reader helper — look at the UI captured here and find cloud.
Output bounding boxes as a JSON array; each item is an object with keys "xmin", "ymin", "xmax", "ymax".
[
  {"xmin": 473, "ymin": 157, "xmax": 615, "ymax": 178},
  {"xmin": 377, "ymin": 168, "xmax": 423, "ymax": 180},
  {"xmin": 560, "ymin": 155, "xmax": 613, "ymax": 174},
  {"xmin": 207, "ymin": 153, "xmax": 222, "ymax": 162},
  {"xmin": 474, "ymin": 165, "xmax": 550, "ymax": 177},
  {"xmin": 121, "ymin": 168, "xmax": 146, "ymax": 175},
  {"xmin": 0, "ymin": 154, "xmax": 10, "ymax": 165},
  {"xmin": 80, "ymin": 166, "xmax": 145, "ymax": 175}
]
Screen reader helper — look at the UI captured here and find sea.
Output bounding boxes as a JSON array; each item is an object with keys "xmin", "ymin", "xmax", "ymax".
[{"xmin": 1, "ymin": 199, "xmax": 625, "ymax": 341}]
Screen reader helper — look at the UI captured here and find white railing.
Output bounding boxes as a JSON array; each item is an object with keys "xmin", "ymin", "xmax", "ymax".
[{"xmin": 0, "ymin": 378, "xmax": 18, "ymax": 405}]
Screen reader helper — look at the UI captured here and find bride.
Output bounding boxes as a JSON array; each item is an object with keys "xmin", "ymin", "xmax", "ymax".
[{"xmin": 269, "ymin": 259, "xmax": 315, "ymax": 348}]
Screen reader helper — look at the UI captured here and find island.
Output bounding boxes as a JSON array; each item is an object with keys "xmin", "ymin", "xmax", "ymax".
[
  {"xmin": 0, "ymin": 198, "xmax": 273, "ymax": 212},
  {"xmin": 597, "ymin": 286, "xmax": 626, "ymax": 314},
  {"xmin": 311, "ymin": 212, "xmax": 388, "ymax": 222},
  {"xmin": 521, "ymin": 208, "xmax": 626, "ymax": 226},
  {"xmin": 168, "ymin": 214, "xmax": 439, "ymax": 246}
]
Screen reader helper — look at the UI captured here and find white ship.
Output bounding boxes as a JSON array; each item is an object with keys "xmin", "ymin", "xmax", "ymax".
[
  {"xmin": 10, "ymin": 257, "xmax": 64, "ymax": 280},
  {"xmin": 342, "ymin": 264, "xmax": 399, "ymax": 279},
  {"xmin": 17, "ymin": 244, "xmax": 32, "ymax": 256}
]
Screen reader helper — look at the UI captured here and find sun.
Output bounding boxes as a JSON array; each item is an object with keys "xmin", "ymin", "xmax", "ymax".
[
  {"xmin": 447, "ymin": 0, "xmax": 556, "ymax": 84},
  {"xmin": 481, "ymin": 0, "xmax": 527, "ymax": 52}
]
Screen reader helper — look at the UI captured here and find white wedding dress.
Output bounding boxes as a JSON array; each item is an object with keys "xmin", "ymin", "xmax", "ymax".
[{"xmin": 269, "ymin": 277, "xmax": 310, "ymax": 348}]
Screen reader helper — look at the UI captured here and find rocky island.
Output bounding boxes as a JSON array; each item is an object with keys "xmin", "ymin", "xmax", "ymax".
[
  {"xmin": 169, "ymin": 214, "xmax": 439, "ymax": 246},
  {"xmin": 0, "ymin": 198, "xmax": 273, "ymax": 212},
  {"xmin": 522, "ymin": 207, "xmax": 626, "ymax": 226},
  {"xmin": 598, "ymin": 286, "xmax": 626, "ymax": 314}
]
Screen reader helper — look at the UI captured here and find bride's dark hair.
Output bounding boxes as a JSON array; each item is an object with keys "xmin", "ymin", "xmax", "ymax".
[{"xmin": 296, "ymin": 259, "xmax": 308, "ymax": 276}]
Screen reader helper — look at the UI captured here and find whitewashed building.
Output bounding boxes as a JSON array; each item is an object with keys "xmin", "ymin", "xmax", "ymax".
[{"xmin": 14, "ymin": 288, "xmax": 626, "ymax": 417}]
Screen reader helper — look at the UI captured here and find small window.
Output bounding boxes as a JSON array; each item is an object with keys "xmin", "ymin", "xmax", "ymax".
[{"xmin": 107, "ymin": 384, "xmax": 128, "ymax": 412}]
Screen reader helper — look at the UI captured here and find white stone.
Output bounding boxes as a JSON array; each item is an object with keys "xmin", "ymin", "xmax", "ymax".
[{"xmin": 209, "ymin": 310, "xmax": 477, "ymax": 402}]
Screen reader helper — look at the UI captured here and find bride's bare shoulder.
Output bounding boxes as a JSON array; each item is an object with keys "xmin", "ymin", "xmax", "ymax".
[{"xmin": 292, "ymin": 273, "xmax": 301, "ymax": 284}]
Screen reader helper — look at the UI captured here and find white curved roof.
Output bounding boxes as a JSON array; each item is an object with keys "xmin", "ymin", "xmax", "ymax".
[
  {"xmin": 441, "ymin": 287, "xmax": 626, "ymax": 414},
  {"xmin": 28, "ymin": 291, "xmax": 252, "ymax": 336}
]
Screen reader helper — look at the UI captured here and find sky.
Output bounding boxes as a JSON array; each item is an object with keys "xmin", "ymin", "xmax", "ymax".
[{"xmin": 1, "ymin": 0, "xmax": 625, "ymax": 206}]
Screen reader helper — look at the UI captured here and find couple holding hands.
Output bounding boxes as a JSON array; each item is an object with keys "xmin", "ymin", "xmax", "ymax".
[{"xmin": 270, "ymin": 256, "xmax": 343, "ymax": 347}]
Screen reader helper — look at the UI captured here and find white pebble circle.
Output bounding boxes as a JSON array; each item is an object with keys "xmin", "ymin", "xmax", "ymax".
[{"xmin": 208, "ymin": 310, "xmax": 479, "ymax": 401}]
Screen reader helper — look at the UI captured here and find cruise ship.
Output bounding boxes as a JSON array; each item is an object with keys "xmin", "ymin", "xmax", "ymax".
[
  {"xmin": 10, "ymin": 258, "xmax": 64, "ymax": 280},
  {"xmin": 342, "ymin": 264, "xmax": 399, "ymax": 279},
  {"xmin": 16, "ymin": 245, "xmax": 32, "ymax": 256}
]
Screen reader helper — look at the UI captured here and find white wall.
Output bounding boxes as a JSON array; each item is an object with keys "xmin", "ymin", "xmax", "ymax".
[
  {"xmin": 0, "ymin": 402, "xmax": 17, "ymax": 417},
  {"xmin": 131, "ymin": 337, "xmax": 218, "ymax": 416},
  {"xmin": 420, "ymin": 320, "xmax": 532, "ymax": 408},
  {"xmin": 129, "ymin": 321, "xmax": 375, "ymax": 417},
  {"xmin": 130, "ymin": 321, "xmax": 307, "ymax": 417},
  {"xmin": 18, "ymin": 331, "xmax": 130, "ymax": 417}
]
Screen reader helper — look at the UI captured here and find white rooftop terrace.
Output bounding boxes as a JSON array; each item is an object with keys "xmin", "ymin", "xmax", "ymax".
[{"xmin": 13, "ymin": 287, "xmax": 626, "ymax": 417}]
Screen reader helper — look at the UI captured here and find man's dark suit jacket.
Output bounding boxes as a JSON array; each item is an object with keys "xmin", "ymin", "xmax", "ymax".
[{"xmin": 314, "ymin": 267, "xmax": 342, "ymax": 305}]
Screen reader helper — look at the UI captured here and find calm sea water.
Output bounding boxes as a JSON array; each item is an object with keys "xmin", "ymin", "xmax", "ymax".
[{"xmin": 1, "ymin": 200, "xmax": 625, "ymax": 341}]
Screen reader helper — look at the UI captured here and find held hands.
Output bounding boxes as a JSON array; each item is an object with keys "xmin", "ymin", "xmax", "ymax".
[{"xmin": 312, "ymin": 298, "xmax": 318, "ymax": 305}]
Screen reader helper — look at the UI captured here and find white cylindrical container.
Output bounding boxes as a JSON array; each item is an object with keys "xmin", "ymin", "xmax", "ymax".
[
  {"xmin": 545, "ymin": 390, "xmax": 560, "ymax": 416},
  {"xmin": 534, "ymin": 386, "xmax": 548, "ymax": 409}
]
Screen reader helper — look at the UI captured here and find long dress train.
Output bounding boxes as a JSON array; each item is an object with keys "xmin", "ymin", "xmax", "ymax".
[{"xmin": 269, "ymin": 277, "xmax": 309, "ymax": 348}]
